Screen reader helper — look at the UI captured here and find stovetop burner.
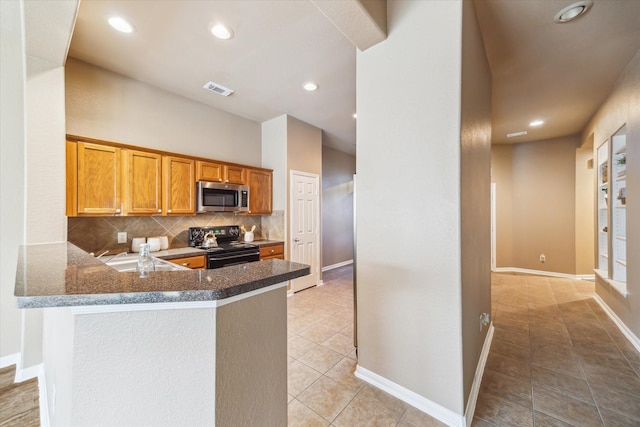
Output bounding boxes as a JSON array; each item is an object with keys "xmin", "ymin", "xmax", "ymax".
[{"xmin": 188, "ymin": 225, "xmax": 257, "ymax": 252}]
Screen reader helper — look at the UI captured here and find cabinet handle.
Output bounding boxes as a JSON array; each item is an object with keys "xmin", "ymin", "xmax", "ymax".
[
  {"xmin": 225, "ymin": 179, "xmax": 229, "ymax": 183},
  {"xmin": 115, "ymin": 208, "xmax": 121, "ymax": 214},
  {"xmin": 167, "ymin": 209, "xmax": 172, "ymax": 213},
  {"xmin": 181, "ymin": 262, "xmax": 190, "ymax": 266},
  {"xmin": 270, "ymin": 249, "xmax": 275, "ymax": 253},
  {"xmin": 157, "ymin": 209, "xmax": 162, "ymax": 213},
  {"xmin": 218, "ymin": 178, "xmax": 222, "ymax": 182}
]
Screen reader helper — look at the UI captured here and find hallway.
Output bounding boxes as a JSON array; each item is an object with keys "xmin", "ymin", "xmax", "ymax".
[{"xmin": 288, "ymin": 267, "xmax": 640, "ymax": 426}]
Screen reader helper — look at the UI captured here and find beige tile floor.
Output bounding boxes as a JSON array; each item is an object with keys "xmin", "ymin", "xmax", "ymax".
[
  {"xmin": 287, "ymin": 266, "xmax": 446, "ymax": 426},
  {"xmin": 288, "ymin": 267, "xmax": 640, "ymax": 426}
]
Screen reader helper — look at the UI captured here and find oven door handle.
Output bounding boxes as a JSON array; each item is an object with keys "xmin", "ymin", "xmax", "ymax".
[{"xmin": 208, "ymin": 252, "xmax": 259, "ymax": 261}]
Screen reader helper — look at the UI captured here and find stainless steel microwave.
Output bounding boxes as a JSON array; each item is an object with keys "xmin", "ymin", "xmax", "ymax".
[{"xmin": 196, "ymin": 181, "xmax": 249, "ymax": 213}]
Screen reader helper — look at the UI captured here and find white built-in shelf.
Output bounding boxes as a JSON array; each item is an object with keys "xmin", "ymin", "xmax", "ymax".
[
  {"xmin": 615, "ymin": 144, "xmax": 627, "ymax": 154},
  {"xmin": 616, "ymin": 235, "xmax": 626, "ymax": 241},
  {"xmin": 616, "ymin": 259, "xmax": 627, "ymax": 267}
]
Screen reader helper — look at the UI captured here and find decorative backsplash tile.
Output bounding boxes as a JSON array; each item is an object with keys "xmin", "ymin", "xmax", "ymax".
[
  {"xmin": 68, "ymin": 213, "xmax": 263, "ymax": 254},
  {"xmin": 261, "ymin": 210, "xmax": 284, "ymax": 241}
]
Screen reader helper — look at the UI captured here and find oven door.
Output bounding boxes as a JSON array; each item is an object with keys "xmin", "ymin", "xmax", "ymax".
[{"xmin": 207, "ymin": 250, "xmax": 260, "ymax": 269}]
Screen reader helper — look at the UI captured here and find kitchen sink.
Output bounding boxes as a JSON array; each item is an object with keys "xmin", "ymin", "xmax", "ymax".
[{"xmin": 99, "ymin": 254, "xmax": 188, "ymax": 273}]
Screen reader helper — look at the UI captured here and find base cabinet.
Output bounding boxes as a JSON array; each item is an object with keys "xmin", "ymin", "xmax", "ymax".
[
  {"xmin": 168, "ymin": 255, "xmax": 206, "ymax": 269},
  {"xmin": 260, "ymin": 244, "xmax": 284, "ymax": 260}
]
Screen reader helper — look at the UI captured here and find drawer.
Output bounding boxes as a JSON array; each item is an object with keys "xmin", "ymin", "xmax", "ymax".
[
  {"xmin": 168, "ymin": 255, "xmax": 206, "ymax": 269},
  {"xmin": 259, "ymin": 244, "xmax": 284, "ymax": 260}
]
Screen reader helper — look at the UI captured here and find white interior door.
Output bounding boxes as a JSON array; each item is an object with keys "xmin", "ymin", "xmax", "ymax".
[{"xmin": 290, "ymin": 171, "xmax": 319, "ymax": 292}]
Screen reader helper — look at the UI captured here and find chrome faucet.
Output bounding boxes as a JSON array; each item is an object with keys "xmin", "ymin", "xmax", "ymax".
[
  {"xmin": 105, "ymin": 251, "xmax": 129, "ymax": 262},
  {"xmin": 95, "ymin": 250, "xmax": 109, "ymax": 259}
]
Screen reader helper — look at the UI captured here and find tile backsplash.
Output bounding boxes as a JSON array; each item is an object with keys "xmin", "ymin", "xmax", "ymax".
[{"xmin": 68, "ymin": 210, "xmax": 284, "ymax": 254}]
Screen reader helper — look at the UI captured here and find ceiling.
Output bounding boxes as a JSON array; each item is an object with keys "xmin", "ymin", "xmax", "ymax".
[
  {"xmin": 67, "ymin": 0, "xmax": 640, "ymax": 154},
  {"xmin": 476, "ymin": 0, "xmax": 640, "ymax": 145}
]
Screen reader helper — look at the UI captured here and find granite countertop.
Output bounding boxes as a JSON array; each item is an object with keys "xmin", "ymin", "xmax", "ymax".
[
  {"xmin": 147, "ymin": 247, "xmax": 207, "ymax": 260},
  {"xmin": 251, "ymin": 240, "xmax": 284, "ymax": 247},
  {"xmin": 15, "ymin": 242, "xmax": 309, "ymax": 309}
]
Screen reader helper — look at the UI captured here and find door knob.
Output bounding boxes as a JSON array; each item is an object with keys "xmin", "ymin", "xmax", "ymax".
[{"xmin": 294, "ymin": 238, "xmax": 300, "ymax": 242}]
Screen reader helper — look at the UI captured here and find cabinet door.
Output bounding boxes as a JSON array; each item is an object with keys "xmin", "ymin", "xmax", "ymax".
[
  {"xmin": 168, "ymin": 255, "xmax": 205, "ymax": 269},
  {"xmin": 260, "ymin": 244, "xmax": 284, "ymax": 260},
  {"xmin": 247, "ymin": 169, "xmax": 272, "ymax": 215},
  {"xmin": 163, "ymin": 156, "xmax": 195, "ymax": 215},
  {"xmin": 123, "ymin": 149, "xmax": 162, "ymax": 215},
  {"xmin": 196, "ymin": 160, "xmax": 224, "ymax": 182},
  {"xmin": 225, "ymin": 165, "xmax": 246, "ymax": 185},
  {"xmin": 76, "ymin": 142, "xmax": 122, "ymax": 215}
]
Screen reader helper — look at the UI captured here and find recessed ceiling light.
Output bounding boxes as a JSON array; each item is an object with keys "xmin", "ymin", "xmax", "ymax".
[
  {"xmin": 211, "ymin": 24, "xmax": 234, "ymax": 40},
  {"xmin": 303, "ymin": 82, "xmax": 318, "ymax": 92},
  {"xmin": 108, "ymin": 17, "xmax": 135, "ymax": 33},
  {"xmin": 507, "ymin": 131, "xmax": 528, "ymax": 138},
  {"xmin": 529, "ymin": 120, "xmax": 544, "ymax": 127},
  {"xmin": 554, "ymin": 1, "xmax": 593, "ymax": 23}
]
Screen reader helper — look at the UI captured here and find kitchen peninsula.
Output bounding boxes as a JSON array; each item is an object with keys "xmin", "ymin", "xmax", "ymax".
[{"xmin": 15, "ymin": 242, "xmax": 309, "ymax": 427}]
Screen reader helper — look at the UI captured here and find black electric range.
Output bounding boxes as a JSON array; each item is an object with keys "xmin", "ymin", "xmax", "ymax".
[{"xmin": 188, "ymin": 225, "xmax": 260, "ymax": 269}]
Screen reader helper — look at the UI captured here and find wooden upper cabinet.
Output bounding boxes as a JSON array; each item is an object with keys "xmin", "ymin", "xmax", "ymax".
[
  {"xmin": 225, "ymin": 165, "xmax": 246, "ymax": 185},
  {"xmin": 196, "ymin": 160, "xmax": 224, "ymax": 182},
  {"xmin": 163, "ymin": 156, "xmax": 195, "ymax": 215},
  {"xmin": 246, "ymin": 168, "xmax": 272, "ymax": 215},
  {"xmin": 196, "ymin": 160, "xmax": 246, "ymax": 185},
  {"xmin": 67, "ymin": 136, "xmax": 272, "ymax": 218},
  {"xmin": 74, "ymin": 142, "xmax": 122, "ymax": 216},
  {"xmin": 122, "ymin": 149, "xmax": 162, "ymax": 215}
]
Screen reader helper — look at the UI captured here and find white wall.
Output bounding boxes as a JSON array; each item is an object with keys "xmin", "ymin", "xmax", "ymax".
[
  {"xmin": 0, "ymin": 0, "xmax": 26, "ymax": 360},
  {"xmin": 65, "ymin": 58, "xmax": 262, "ymax": 167},
  {"xmin": 20, "ymin": 59, "xmax": 68, "ymax": 369},
  {"xmin": 262, "ymin": 115, "xmax": 288, "ymax": 212},
  {"xmin": 357, "ymin": 0, "xmax": 465, "ymax": 416}
]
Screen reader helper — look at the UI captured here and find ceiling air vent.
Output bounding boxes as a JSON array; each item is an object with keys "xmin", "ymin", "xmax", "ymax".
[{"xmin": 203, "ymin": 81, "xmax": 234, "ymax": 97}]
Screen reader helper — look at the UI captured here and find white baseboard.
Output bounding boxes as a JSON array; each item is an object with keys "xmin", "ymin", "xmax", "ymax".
[
  {"xmin": 0, "ymin": 352, "xmax": 20, "ymax": 369},
  {"xmin": 321, "ymin": 259, "xmax": 353, "ymax": 272},
  {"xmin": 464, "ymin": 324, "xmax": 494, "ymax": 427},
  {"xmin": 593, "ymin": 294, "xmax": 640, "ymax": 352},
  {"xmin": 495, "ymin": 267, "xmax": 594, "ymax": 281},
  {"xmin": 355, "ymin": 365, "xmax": 465, "ymax": 427}
]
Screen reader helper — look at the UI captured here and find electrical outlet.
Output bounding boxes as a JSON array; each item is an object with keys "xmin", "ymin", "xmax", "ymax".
[
  {"xmin": 479, "ymin": 312, "xmax": 490, "ymax": 331},
  {"xmin": 117, "ymin": 232, "xmax": 127, "ymax": 244},
  {"xmin": 539, "ymin": 253, "xmax": 545, "ymax": 263}
]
